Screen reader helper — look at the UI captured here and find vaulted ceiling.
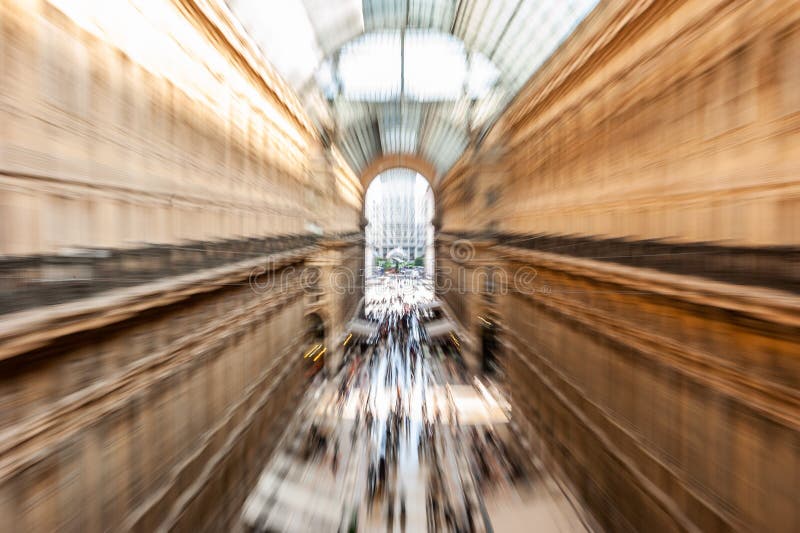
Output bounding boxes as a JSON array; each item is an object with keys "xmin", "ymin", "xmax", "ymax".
[{"xmin": 225, "ymin": 0, "xmax": 598, "ymax": 179}]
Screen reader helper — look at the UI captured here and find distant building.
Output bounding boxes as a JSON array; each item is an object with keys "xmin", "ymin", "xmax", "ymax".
[{"xmin": 365, "ymin": 169, "xmax": 433, "ymax": 268}]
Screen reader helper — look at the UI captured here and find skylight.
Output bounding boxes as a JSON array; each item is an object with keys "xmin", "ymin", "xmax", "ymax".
[
  {"xmin": 404, "ymin": 31, "xmax": 468, "ymax": 100},
  {"xmin": 328, "ymin": 30, "xmax": 499, "ymax": 102},
  {"xmin": 225, "ymin": 0, "xmax": 601, "ymax": 176},
  {"xmin": 338, "ymin": 31, "xmax": 402, "ymax": 100},
  {"xmin": 467, "ymin": 53, "xmax": 500, "ymax": 99}
]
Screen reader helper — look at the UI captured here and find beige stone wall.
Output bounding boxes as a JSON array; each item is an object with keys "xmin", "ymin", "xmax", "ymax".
[
  {"xmin": 0, "ymin": 253, "xmax": 312, "ymax": 530},
  {"xmin": 305, "ymin": 149, "xmax": 364, "ymax": 236},
  {"xmin": 436, "ymin": 235, "xmax": 799, "ymax": 531},
  {"xmin": 0, "ymin": 0, "xmax": 362, "ymax": 256},
  {"xmin": 434, "ymin": 1, "xmax": 800, "ymax": 531},
  {"xmin": 0, "ymin": 1, "xmax": 365, "ymax": 530},
  {"xmin": 499, "ymin": 247, "xmax": 799, "ymax": 532},
  {"xmin": 440, "ymin": 0, "xmax": 800, "ymax": 246},
  {"xmin": 304, "ymin": 236, "xmax": 365, "ymax": 369},
  {"xmin": 434, "ymin": 235, "xmax": 507, "ymax": 371}
]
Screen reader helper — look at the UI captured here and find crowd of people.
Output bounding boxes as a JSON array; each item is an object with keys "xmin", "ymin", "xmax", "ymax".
[
  {"xmin": 346, "ymin": 284, "xmax": 482, "ymax": 532},
  {"xmin": 245, "ymin": 277, "xmax": 529, "ymax": 532}
]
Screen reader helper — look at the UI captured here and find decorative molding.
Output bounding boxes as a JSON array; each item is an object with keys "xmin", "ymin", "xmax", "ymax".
[{"xmin": 0, "ymin": 245, "xmax": 316, "ymax": 361}]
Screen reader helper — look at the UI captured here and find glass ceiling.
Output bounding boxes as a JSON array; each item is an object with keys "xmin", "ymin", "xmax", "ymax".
[
  {"xmin": 326, "ymin": 30, "xmax": 499, "ymax": 102},
  {"xmin": 225, "ymin": 0, "xmax": 599, "ymax": 178}
]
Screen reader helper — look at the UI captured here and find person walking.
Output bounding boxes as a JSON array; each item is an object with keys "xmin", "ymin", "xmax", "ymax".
[
  {"xmin": 386, "ymin": 491, "xmax": 395, "ymax": 533},
  {"xmin": 399, "ymin": 491, "xmax": 407, "ymax": 532}
]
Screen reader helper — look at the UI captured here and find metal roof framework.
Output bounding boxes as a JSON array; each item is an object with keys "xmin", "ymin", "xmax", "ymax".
[{"xmin": 225, "ymin": 0, "xmax": 598, "ymax": 179}]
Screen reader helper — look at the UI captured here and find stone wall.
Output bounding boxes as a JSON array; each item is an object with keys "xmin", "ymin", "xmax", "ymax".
[
  {"xmin": 0, "ymin": 1, "xmax": 365, "ymax": 530},
  {"xmin": 0, "ymin": 0, "xmax": 362, "ymax": 255},
  {"xmin": 500, "ymin": 245, "xmax": 798, "ymax": 531},
  {"xmin": 304, "ymin": 236, "xmax": 366, "ymax": 370},
  {"xmin": 435, "ymin": 1, "xmax": 800, "ymax": 531},
  {"xmin": 0, "ymin": 249, "xmax": 314, "ymax": 530},
  {"xmin": 440, "ymin": 0, "xmax": 800, "ymax": 246}
]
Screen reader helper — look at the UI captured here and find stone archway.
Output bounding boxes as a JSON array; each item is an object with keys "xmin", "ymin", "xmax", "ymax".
[
  {"xmin": 358, "ymin": 153, "xmax": 438, "ymax": 189},
  {"xmin": 362, "ymin": 166, "xmax": 438, "ymax": 277}
]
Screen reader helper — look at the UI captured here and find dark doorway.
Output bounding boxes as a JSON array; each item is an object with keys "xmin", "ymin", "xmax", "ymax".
[{"xmin": 480, "ymin": 323, "xmax": 499, "ymax": 375}]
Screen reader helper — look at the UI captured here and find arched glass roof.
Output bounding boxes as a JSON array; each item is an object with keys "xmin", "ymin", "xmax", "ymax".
[
  {"xmin": 225, "ymin": 0, "xmax": 599, "ymax": 179},
  {"xmin": 324, "ymin": 30, "xmax": 499, "ymax": 101}
]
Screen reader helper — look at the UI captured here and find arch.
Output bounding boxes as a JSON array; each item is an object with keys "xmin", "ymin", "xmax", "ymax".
[
  {"xmin": 363, "ymin": 166, "xmax": 436, "ymax": 279},
  {"xmin": 359, "ymin": 153, "xmax": 437, "ymax": 189},
  {"xmin": 359, "ymin": 159, "xmax": 443, "ymax": 233},
  {"xmin": 304, "ymin": 312, "xmax": 326, "ymax": 343}
]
